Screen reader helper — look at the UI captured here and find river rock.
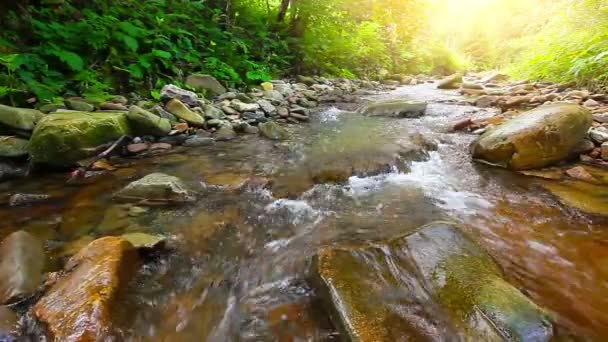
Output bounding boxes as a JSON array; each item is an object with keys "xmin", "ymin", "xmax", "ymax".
[
  {"xmin": 257, "ymin": 99, "xmax": 276, "ymax": 115},
  {"xmin": 33, "ymin": 237, "xmax": 139, "ymax": 341},
  {"xmin": 363, "ymin": 100, "xmax": 427, "ymax": 118},
  {"xmin": 29, "ymin": 112, "xmax": 131, "ymax": 166},
  {"xmin": 100, "ymin": 102, "xmax": 128, "ymax": 111},
  {"xmin": 475, "ymin": 95, "xmax": 499, "ymax": 108},
  {"xmin": 0, "ymin": 105, "xmax": 44, "ymax": 131},
  {"xmin": 160, "ymin": 84, "xmax": 200, "ymax": 107},
  {"xmin": 313, "ymin": 222, "xmax": 553, "ymax": 341},
  {"xmin": 231, "ymin": 101, "xmax": 260, "ymax": 113},
  {"xmin": 471, "ymin": 103, "xmax": 592, "ymax": 170},
  {"xmin": 203, "ymin": 105, "xmax": 225, "ymax": 120},
  {"xmin": 8, "ymin": 193, "xmax": 50, "ymax": 206},
  {"xmin": 184, "ymin": 136, "xmax": 214, "ymax": 147},
  {"xmin": 114, "ymin": 173, "xmax": 195, "ymax": 204},
  {"xmin": 437, "ymin": 73, "xmax": 463, "ymax": 89},
  {"xmin": 0, "ymin": 231, "xmax": 45, "ymax": 304},
  {"xmin": 0, "ymin": 306, "xmax": 18, "ymax": 340},
  {"xmin": 186, "ymin": 74, "xmax": 227, "ymax": 95},
  {"xmin": 39, "ymin": 102, "xmax": 66, "ymax": 113},
  {"xmin": 0, "ymin": 136, "xmax": 29, "ymax": 158},
  {"xmin": 0, "ymin": 161, "xmax": 26, "ymax": 182},
  {"xmin": 461, "ymin": 82, "xmax": 483, "ymax": 90},
  {"xmin": 121, "ymin": 232, "xmax": 166, "ymax": 250},
  {"xmin": 127, "ymin": 106, "xmax": 171, "ymax": 137},
  {"xmin": 296, "ymin": 75, "xmax": 316, "ymax": 86},
  {"xmin": 589, "ymin": 126, "xmax": 608, "ymax": 144},
  {"xmin": 165, "ymin": 99, "xmax": 205, "ymax": 127},
  {"xmin": 259, "ymin": 121, "xmax": 289, "ymax": 140},
  {"xmin": 64, "ymin": 98, "xmax": 95, "ymax": 112},
  {"xmin": 214, "ymin": 125, "xmax": 237, "ymax": 141}
]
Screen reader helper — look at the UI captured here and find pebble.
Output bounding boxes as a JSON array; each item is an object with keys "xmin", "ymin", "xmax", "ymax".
[
  {"xmin": 149, "ymin": 143, "xmax": 172, "ymax": 151},
  {"xmin": 566, "ymin": 166, "xmax": 598, "ymax": 184},
  {"xmin": 127, "ymin": 143, "xmax": 149, "ymax": 154}
]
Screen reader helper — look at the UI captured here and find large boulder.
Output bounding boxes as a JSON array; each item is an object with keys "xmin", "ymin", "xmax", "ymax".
[
  {"xmin": 165, "ymin": 99, "xmax": 205, "ymax": 127},
  {"xmin": 185, "ymin": 74, "xmax": 227, "ymax": 96},
  {"xmin": 29, "ymin": 112, "xmax": 131, "ymax": 166},
  {"xmin": 127, "ymin": 106, "xmax": 171, "ymax": 137},
  {"xmin": 0, "ymin": 136, "xmax": 29, "ymax": 158},
  {"xmin": 471, "ymin": 103, "xmax": 592, "ymax": 170},
  {"xmin": 437, "ymin": 73, "xmax": 463, "ymax": 89},
  {"xmin": 0, "ymin": 231, "xmax": 45, "ymax": 305},
  {"xmin": 362, "ymin": 100, "xmax": 427, "ymax": 118},
  {"xmin": 313, "ymin": 222, "xmax": 553, "ymax": 341},
  {"xmin": 33, "ymin": 237, "xmax": 139, "ymax": 341},
  {"xmin": 114, "ymin": 172, "xmax": 195, "ymax": 204},
  {"xmin": 258, "ymin": 121, "xmax": 289, "ymax": 141},
  {"xmin": 0, "ymin": 105, "xmax": 44, "ymax": 131}
]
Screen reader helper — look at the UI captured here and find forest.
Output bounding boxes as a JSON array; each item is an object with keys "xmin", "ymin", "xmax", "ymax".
[{"xmin": 1, "ymin": 0, "xmax": 607, "ymax": 105}]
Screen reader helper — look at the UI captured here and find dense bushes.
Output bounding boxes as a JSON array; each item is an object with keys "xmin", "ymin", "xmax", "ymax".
[{"xmin": 0, "ymin": 0, "xmax": 290, "ymax": 104}]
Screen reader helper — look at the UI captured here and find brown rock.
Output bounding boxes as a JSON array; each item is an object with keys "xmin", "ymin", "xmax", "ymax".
[
  {"xmin": 572, "ymin": 139, "xmax": 596, "ymax": 154},
  {"xmin": 452, "ymin": 118, "xmax": 473, "ymax": 131},
  {"xmin": 602, "ymin": 142, "xmax": 608, "ymax": 161},
  {"xmin": 289, "ymin": 113, "xmax": 310, "ymax": 122},
  {"xmin": 475, "ymin": 95, "xmax": 499, "ymax": 108},
  {"xmin": 566, "ymin": 166, "xmax": 599, "ymax": 184},
  {"xmin": 149, "ymin": 143, "xmax": 172, "ymax": 151},
  {"xmin": 99, "ymin": 102, "xmax": 128, "ymax": 111},
  {"xmin": 33, "ymin": 237, "xmax": 139, "ymax": 342},
  {"xmin": 173, "ymin": 122, "xmax": 189, "ymax": 132},
  {"xmin": 0, "ymin": 231, "xmax": 45, "ymax": 304},
  {"xmin": 0, "ymin": 306, "xmax": 18, "ymax": 338},
  {"xmin": 127, "ymin": 143, "xmax": 149, "ymax": 154}
]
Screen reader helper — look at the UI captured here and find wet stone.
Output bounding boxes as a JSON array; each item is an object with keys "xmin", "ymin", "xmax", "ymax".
[
  {"xmin": 363, "ymin": 100, "xmax": 427, "ymax": 118},
  {"xmin": 33, "ymin": 237, "xmax": 139, "ymax": 342},
  {"xmin": 0, "ymin": 306, "xmax": 18, "ymax": 340},
  {"xmin": 0, "ymin": 231, "xmax": 45, "ymax": 305},
  {"xmin": 8, "ymin": 193, "xmax": 50, "ymax": 207},
  {"xmin": 313, "ymin": 222, "xmax": 553, "ymax": 341},
  {"xmin": 114, "ymin": 173, "xmax": 195, "ymax": 204},
  {"xmin": 184, "ymin": 136, "xmax": 214, "ymax": 147},
  {"xmin": 121, "ymin": 232, "xmax": 166, "ymax": 250}
]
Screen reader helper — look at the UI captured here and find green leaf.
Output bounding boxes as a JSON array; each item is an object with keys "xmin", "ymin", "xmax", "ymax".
[
  {"xmin": 151, "ymin": 49, "xmax": 172, "ymax": 59},
  {"xmin": 48, "ymin": 49, "xmax": 84, "ymax": 71}
]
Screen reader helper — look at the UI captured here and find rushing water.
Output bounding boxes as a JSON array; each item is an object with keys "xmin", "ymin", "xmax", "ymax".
[{"xmin": 2, "ymin": 82, "xmax": 608, "ymax": 340}]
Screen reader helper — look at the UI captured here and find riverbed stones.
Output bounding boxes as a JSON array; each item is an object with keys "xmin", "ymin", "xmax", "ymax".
[
  {"xmin": 0, "ymin": 231, "xmax": 45, "ymax": 304},
  {"xmin": 437, "ymin": 73, "xmax": 463, "ymax": 89},
  {"xmin": 214, "ymin": 125, "xmax": 237, "ymax": 141},
  {"xmin": 0, "ymin": 105, "xmax": 44, "ymax": 131},
  {"xmin": 0, "ymin": 136, "xmax": 29, "ymax": 158},
  {"xmin": 29, "ymin": 112, "xmax": 131, "ymax": 166},
  {"xmin": 313, "ymin": 222, "xmax": 553, "ymax": 341},
  {"xmin": 231, "ymin": 100, "xmax": 260, "ymax": 113},
  {"xmin": 259, "ymin": 121, "xmax": 289, "ymax": 140},
  {"xmin": 33, "ymin": 236, "xmax": 139, "ymax": 342},
  {"xmin": 165, "ymin": 99, "xmax": 205, "ymax": 127},
  {"xmin": 363, "ymin": 100, "xmax": 427, "ymax": 118},
  {"xmin": 114, "ymin": 173, "xmax": 195, "ymax": 204},
  {"xmin": 127, "ymin": 105, "xmax": 171, "ymax": 136},
  {"xmin": 65, "ymin": 98, "xmax": 95, "ymax": 112},
  {"xmin": 471, "ymin": 103, "xmax": 592, "ymax": 170},
  {"xmin": 186, "ymin": 74, "xmax": 227, "ymax": 96}
]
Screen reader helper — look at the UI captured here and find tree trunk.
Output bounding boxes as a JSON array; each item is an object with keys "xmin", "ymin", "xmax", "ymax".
[{"xmin": 277, "ymin": 0, "xmax": 290, "ymax": 22}]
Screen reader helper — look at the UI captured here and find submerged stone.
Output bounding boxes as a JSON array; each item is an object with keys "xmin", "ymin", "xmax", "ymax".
[
  {"xmin": 543, "ymin": 180, "xmax": 608, "ymax": 216},
  {"xmin": 259, "ymin": 121, "xmax": 290, "ymax": 140},
  {"xmin": 471, "ymin": 103, "xmax": 592, "ymax": 170},
  {"xmin": 313, "ymin": 222, "xmax": 553, "ymax": 341},
  {"xmin": 0, "ymin": 306, "xmax": 18, "ymax": 340},
  {"xmin": 363, "ymin": 100, "xmax": 427, "ymax": 118},
  {"xmin": 0, "ymin": 231, "xmax": 45, "ymax": 305},
  {"xmin": 29, "ymin": 112, "xmax": 131, "ymax": 167},
  {"xmin": 33, "ymin": 237, "xmax": 139, "ymax": 342},
  {"xmin": 0, "ymin": 104, "xmax": 44, "ymax": 131},
  {"xmin": 114, "ymin": 172, "xmax": 195, "ymax": 204}
]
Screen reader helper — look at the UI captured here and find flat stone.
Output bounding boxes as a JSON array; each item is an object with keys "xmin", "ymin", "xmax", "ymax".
[
  {"xmin": 65, "ymin": 98, "xmax": 95, "ymax": 112},
  {"xmin": 0, "ymin": 104, "xmax": 44, "ymax": 131},
  {"xmin": 231, "ymin": 101, "xmax": 260, "ymax": 112},
  {"xmin": 165, "ymin": 99, "xmax": 205, "ymax": 127},
  {"xmin": 257, "ymin": 99, "xmax": 276, "ymax": 115},
  {"xmin": 100, "ymin": 102, "xmax": 128, "ymax": 111},
  {"xmin": 184, "ymin": 136, "xmax": 214, "ymax": 147},
  {"xmin": 33, "ymin": 237, "xmax": 139, "ymax": 342},
  {"xmin": 160, "ymin": 84, "xmax": 199, "ymax": 107},
  {"xmin": 566, "ymin": 166, "xmax": 599, "ymax": 183},
  {"xmin": 121, "ymin": 232, "xmax": 166, "ymax": 250},
  {"xmin": 0, "ymin": 231, "xmax": 45, "ymax": 304},
  {"xmin": 127, "ymin": 143, "xmax": 149, "ymax": 154},
  {"xmin": 0, "ymin": 136, "xmax": 29, "ymax": 158},
  {"xmin": 114, "ymin": 173, "xmax": 195, "ymax": 204},
  {"xmin": 259, "ymin": 121, "xmax": 290, "ymax": 140},
  {"xmin": 149, "ymin": 143, "xmax": 172, "ymax": 151},
  {"xmin": 363, "ymin": 100, "xmax": 427, "ymax": 118}
]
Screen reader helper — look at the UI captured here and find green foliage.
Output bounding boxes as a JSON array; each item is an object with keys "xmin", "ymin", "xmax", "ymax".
[{"xmin": 0, "ymin": 0, "xmax": 291, "ymax": 103}]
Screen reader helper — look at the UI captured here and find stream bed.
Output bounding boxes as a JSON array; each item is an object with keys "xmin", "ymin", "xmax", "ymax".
[{"xmin": 2, "ymin": 83, "xmax": 607, "ymax": 340}]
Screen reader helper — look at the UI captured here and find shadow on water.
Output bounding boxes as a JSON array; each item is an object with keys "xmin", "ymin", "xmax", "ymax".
[{"xmin": 2, "ymin": 82, "xmax": 608, "ymax": 340}]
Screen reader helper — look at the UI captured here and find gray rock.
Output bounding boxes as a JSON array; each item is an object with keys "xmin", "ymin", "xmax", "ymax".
[
  {"xmin": 214, "ymin": 125, "xmax": 238, "ymax": 141},
  {"xmin": 203, "ymin": 105, "xmax": 225, "ymax": 120},
  {"xmin": 184, "ymin": 136, "xmax": 214, "ymax": 147},
  {"xmin": 242, "ymin": 111, "xmax": 266, "ymax": 123},
  {"xmin": 259, "ymin": 121, "xmax": 289, "ymax": 140},
  {"xmin": 363, "ymin": 100, "xmax": 427, "ymax": 118},
  {"xmin": 290, "ymin": 105, "xmax": 310, "ymax": 115},
  {"xmin": 9, "ymin": 193, "xmax": 50, "ymax": 206},
  {"xmin": 257, "ymin": 99, "xmax": 276, "ymax": 115},
  {"xmin": 127, "ymin": 106, "xmax": 171, "ymax": 137},
  {"xmin": 114, "ymin": 173, "xmax": 195, "ymax": 204},
  {"xmin": 231, "ymin": 101, "xmax": 260, "ymax": 113},
  {"xmin": 152, "ymin": 105, "xmax": 178, "ymax": 122},
  {"xmin": 0, "ymin": 161, "xmax": 26, "ymax": 182},
  {"xmin": 218, "ymin": 92, "xmax": 237, "ymax": 101},
  {"xmin": 158, "ymin": 134, "xmax": 188, "ymax": 145},
  {"xmin": 589, "ymin": 126, "xmax": 608, "ymax": 144},
  {"xmin": 0, "ymin": 105, "xmax": 44, "ymax": 131},
  {"xmin": 185, "ymin": 74, "xmax": 227, "ymax": 96},
  {"xmin": 100, "ymin": 102, "xmax": 128, "ymax": 111},
  {"xmin": 0, "ymin": 231, "xmax": 45, "ymax": 304},
  {"xmin": 221, "ymin": 106, "xmax": 239, "ymax": 116},
  {"xmin": 437, "ymin": 73, "xmax": 463, "ymax": 89},
  {"xmin": 0, "ymin": 136, "xmax": 29, "ymax": 158},
  {"xmin": 160, "ymin": 84, "xmax": 200, "ymax": 107},
  {"xmin": 206, "ymin": 119, "xmax": 223, "ymax": 127}
]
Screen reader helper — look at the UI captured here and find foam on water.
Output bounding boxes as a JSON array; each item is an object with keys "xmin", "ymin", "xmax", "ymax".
[{"xmin": 318, "ymin": 106, "xmax": 346, "ymax": 122}]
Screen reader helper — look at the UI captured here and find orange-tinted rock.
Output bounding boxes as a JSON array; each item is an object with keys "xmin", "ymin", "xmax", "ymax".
[{"xmin": 33, "ymin": 237, "xmax": 139, "ymax": 342}]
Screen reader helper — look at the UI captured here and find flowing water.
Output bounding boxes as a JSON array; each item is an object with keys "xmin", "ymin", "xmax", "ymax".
[{"xmin": 2, "ymin": 83, "xmax": 608, "ymax": 340}]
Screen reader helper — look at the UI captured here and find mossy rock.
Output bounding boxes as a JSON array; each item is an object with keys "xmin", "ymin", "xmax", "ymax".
[
  {"xmin": 471, "ymin": 103, "xmax": 592, "ymax": 170},
  {"xmin": 313, "ymin": 222, "xmax": 553, "ymax": 341},
  {"xmin": 127, "ymin": 105, "xmax": 171, "ymax": 137},
  {"xmin": 259, "ymin": 121, "xmax": 289, "ymax": 140},
  {"xmin": 0, "ymin": 136, "xmax": 29, "ymax": 158},
  {"xmin": 0, "ymin": 104, "xmax": 44, "ymax": 131},
  {"xmin": 165, "ymin": 99, "xmax": 205, "ymax": 127},
  {"xmin": 29, "ymin": 111, "xmax": 131, "ymax": 167}
]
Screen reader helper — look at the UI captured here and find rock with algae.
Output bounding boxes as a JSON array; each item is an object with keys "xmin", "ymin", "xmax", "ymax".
[{"xmin": 312, "ymin": 222, "xmax": 553, "ymax": 341}]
